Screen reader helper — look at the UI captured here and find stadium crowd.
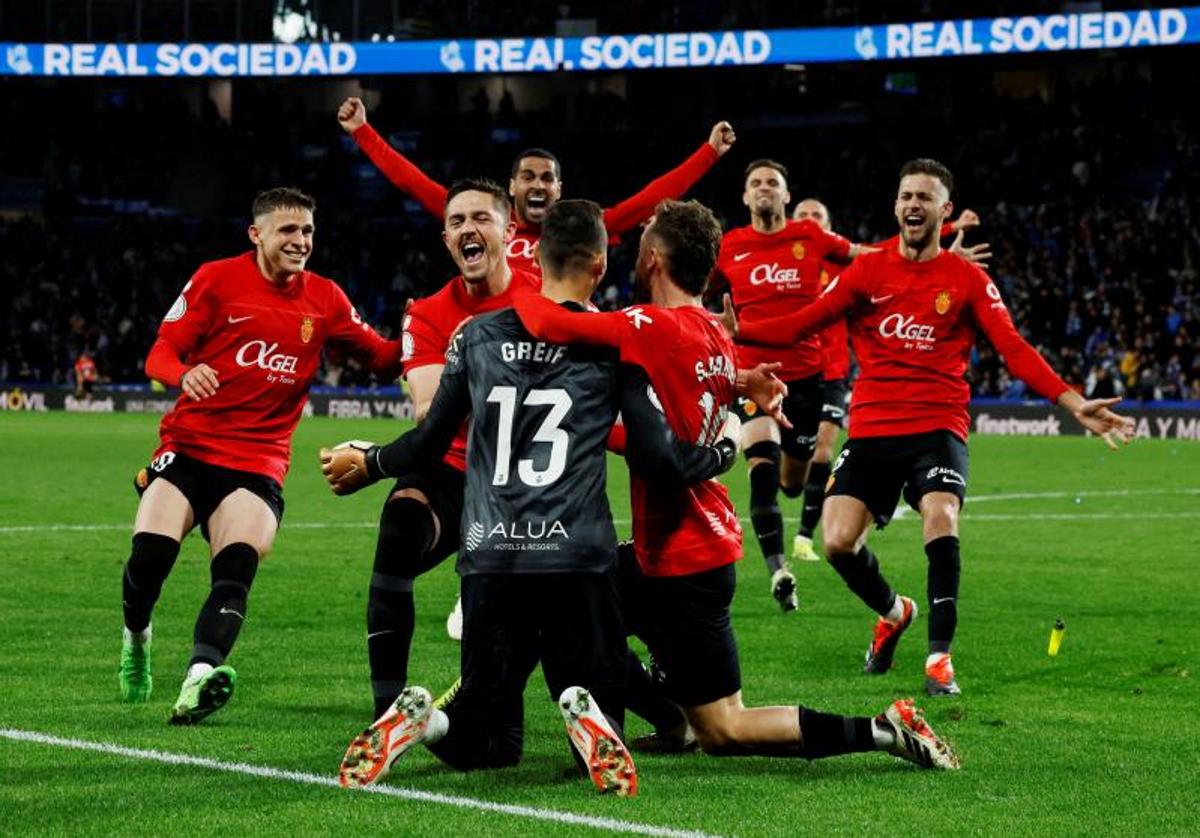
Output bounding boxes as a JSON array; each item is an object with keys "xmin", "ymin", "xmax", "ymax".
[{"xmin": 1, "ymin": 53, "xmax": 1197, "ymax": 401}]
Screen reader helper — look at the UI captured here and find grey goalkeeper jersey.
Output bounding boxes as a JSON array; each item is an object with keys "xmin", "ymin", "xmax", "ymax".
[{"xmin": 376, "ymin": 303, "xmax": 733, "ymax": 576}]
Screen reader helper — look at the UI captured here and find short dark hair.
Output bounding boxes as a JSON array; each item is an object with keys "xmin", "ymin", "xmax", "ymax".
[
  {"xmin": 899, "ymin": 158, "xmax": 954, "ymax": 196},
  {"xmin": 511, "ymin": 148, "xmax": 561, "ymax": 180},
  {"xmin": 744, "ymin": 158, "xmax": 788, "ymax": 182},
  {"xmin": 646, "ymin": 199, "xmax": 722, "ymax": 296},
  {"xmin": 252, "ymin": 187, "xmax": 315, "ymax": 218},
  {"xmin": 445, "ymin": 178, "xmax": 510, "ymax": 217},
  {"xmin": 539, "ymin": 200, "xmax": 607, "ymax": 278}
]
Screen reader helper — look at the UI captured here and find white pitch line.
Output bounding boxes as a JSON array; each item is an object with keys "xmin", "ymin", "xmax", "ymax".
[
  {"xmin": 3, "ymin": 488, "xmax": 1196, "ymax": 535},
  {"xmin": 0, "ymin": 728, "xmax": 726, "ymax": 838},
  {"xmin": 955, "ymin": 511, "xmax": 1200, "ymax": 521}
]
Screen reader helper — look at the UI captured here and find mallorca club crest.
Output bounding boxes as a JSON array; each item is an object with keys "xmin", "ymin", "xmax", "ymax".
[
  {"xmin": 792, "ymin": 241, "xmax": 806, "ymax": 260},
  {"xmin": 300, "ymin": 316, "xmax": 314, "ymax": 344},
  {"xmin": 935, "ymin": 291, "xmax": 952, "ymax": 315}
]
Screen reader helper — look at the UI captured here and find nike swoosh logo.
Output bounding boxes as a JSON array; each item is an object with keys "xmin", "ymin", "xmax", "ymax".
[
  {"xmin": 218, "ymin": 607, "xmax": 245, "ymax": 619},
  {"xmin": 228, "ymin": 315, "xmax": 254, "ymax": 324},
  {"xmin": 870, "ymin": 294, "xmax": 895, "ymax": 304},
  {"xmin": 733, "ymin": 252, "xmax": 751, "ymax": 262},
  {"xmin": 932, "ymin": 597, "xmax": 955, "ymax": 605},
  {"xmin": 367, "ymin": 630, "xmax": 395, "ymax": 640}
]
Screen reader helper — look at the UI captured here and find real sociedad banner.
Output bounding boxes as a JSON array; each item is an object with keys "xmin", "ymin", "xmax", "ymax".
[{"xmin": 1, "ymin": 7, "xmax": 1197, "ymax": 77}]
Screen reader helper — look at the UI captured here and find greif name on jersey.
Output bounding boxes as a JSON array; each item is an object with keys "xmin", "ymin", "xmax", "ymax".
[
  {"xmin": 695, "ymin": 353, "xmax": 736, "ymax": 384},
  {"xmin": 500, "ymin": 340, "xmax": 566, "ymax": 365}
]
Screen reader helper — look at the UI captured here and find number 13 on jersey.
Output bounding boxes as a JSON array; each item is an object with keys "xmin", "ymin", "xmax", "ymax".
[{"xmin": 486, "ymin": 386, "xmax": 572, "ymax": 487}]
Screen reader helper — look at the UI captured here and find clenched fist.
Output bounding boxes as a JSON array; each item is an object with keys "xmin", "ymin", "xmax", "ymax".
[
  {"xmin": 337, "ymin": 97, "xmax": 367, "ymax": 134},
  {"xmin": 319, "ymin": 440, "xmax": 382, "ymax": 495}
]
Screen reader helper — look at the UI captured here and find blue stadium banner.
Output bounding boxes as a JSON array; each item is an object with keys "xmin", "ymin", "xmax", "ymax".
[{"xmin": 2, "ymin": 8, "xmax": 1197, "ymax": 77}]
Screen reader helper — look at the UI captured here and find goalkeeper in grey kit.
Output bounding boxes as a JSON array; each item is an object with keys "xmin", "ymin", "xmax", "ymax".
[{"xmin": 320, "ymin": 198, "xmax": 740, "ymax": 794}]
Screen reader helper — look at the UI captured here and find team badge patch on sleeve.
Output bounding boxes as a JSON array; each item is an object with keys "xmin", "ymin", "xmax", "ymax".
[{"xmin": 163, "ymin": 294, "xmax": 187, "ymax": 322}]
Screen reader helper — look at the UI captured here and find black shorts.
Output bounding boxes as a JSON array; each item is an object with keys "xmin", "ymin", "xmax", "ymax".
[
  {"xmin": 428, "ymin": 570, "xmax": 627, "ymax": 771},
  {"xmin": 734, "ymin": 374, "xmax": 823, "ymax": 461},
  {"xmin": 134, "ymin": 450, "xmax": 284, "ymax": 542},
  {"xmin": 820, "ymin": 378, "xmax": 850, "ymax": 427},
  {"xmin": 385, "ymin": 459, "xmax": 466, "ymax": 568},
  {"xmin": 827, "ymin": 429, "xmax": 969, "ymax": 528},
  {"xmin": 617, "ymin": 544, "xmax": 740, "ymax": 708}
]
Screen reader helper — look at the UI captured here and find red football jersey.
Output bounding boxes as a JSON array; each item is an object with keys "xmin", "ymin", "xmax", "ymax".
[
  {"xmin": 151, "ymin": 252, "xmax": 400, "ymax": 484},
  {"xmin": 813, "ymin": 223, "xmax": 958, "ymax": 382},
  {"xmin": 504, "ymin": 231, "xmax": 541, "ymax": 276},
  {"xmin": 717, "ymin": 219, "xmax": 851, "ymax": 380},
  {"xmin": 512, "ymin": 294, "xmax": 742, "ymax": 577},
  {"xmin": 402, "ymin": 268, "xmax": 542, "ymax": 471},
  {"xmin": 737, "ymin": 248, "xmax": 1070, "ymax": 441}
]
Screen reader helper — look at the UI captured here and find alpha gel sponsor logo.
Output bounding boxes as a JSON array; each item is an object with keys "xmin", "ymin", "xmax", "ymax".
[
  {"xmin": 463, "ymin": 519, "xmax": 570, "ymax": 552},
  {"xmin": 235, "ymin": 340, "xmax": 300, "ymax": 374},
  {"xmin": 506, "ymin": 237, "xmax": 537, "ymax": 261},
  {"xmin": 748, "ymin": 263, "xmax": 801, "ymax": 286},
  {"xmin": 878, "ymin": 313, "xmax": 936, "ymax": 344}
]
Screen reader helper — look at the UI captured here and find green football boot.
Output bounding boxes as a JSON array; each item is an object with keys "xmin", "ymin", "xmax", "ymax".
[
  {"xmin": 118, "ymin": 631, "xmax": 153, "ymax": 703},
  {"xmin": 169, "ymin": 665, "xmax": 237, "ymax": 725}
]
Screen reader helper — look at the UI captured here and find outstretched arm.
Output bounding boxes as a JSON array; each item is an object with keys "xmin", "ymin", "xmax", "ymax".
[
  {"xmin": 512, "ymin": 292, "xmax": 629, "ymax": 349},
  {"xmin": 970, "ymin": 272, "xmax": 1133, "ymax": 448},
  {"xmin": 601, "ymin": 121, "xmax": 734, "ymax": 235},
  {"xmin": 731, "ymin": 273, "xmax": 857, "ymax": 348},
  {"xmin": 340, "ymin": 97, "xmax": 449, "ymax": 218},
  {"xmin": 619, "ymin": 364, "xmax": 737, "ymax": 485}
]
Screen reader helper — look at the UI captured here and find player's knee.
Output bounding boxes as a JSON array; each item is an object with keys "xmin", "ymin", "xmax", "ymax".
[
  {"xmin": 211, "ymin": 542, "xmax": 259, "ymax": 591},
  {"xmin": 376, "ymin": 495, "xmax": 438, "ymax": 574},
  {"xmin": 745, "ymin": 442, "xmax": 781, "ymax": 505},
  {"xmin": 692, "ymin": 720, "xmax": 740, "ymax": 756},
  {"xmin": 921, "ymin": 497, "xmax": 960, "ymax": 537},
  {"xmin": 822, "ymin": 524, "xmax": 861, "ymax": 558}
]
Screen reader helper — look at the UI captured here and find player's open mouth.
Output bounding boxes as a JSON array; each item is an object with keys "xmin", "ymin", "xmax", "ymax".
[
  {"xmin": 526, "ymin": 193, "xmax": 548, "ymax": 211},
  {"xmin": 904, "ymin": 213, "xmax": 924, "ymax": 228},
  {"xmin": 283, "ymin": 250, "xmax": 307, "ymax": 261},
  {"xmin": 461, "ymin": 241, "xmax": 486, "ymax": 266}
]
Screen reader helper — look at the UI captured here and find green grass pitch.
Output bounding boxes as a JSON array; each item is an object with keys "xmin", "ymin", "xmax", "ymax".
[{"xmin": 1, "ymin": 412, "xmax": 1197, "ymax": 836}]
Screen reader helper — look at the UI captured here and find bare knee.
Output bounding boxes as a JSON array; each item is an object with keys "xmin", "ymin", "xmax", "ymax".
[
  {"xmin": 692, "ymin": 719, "xmax": 741, "ymax": 756},
  {"xmin": 822, "ymin": 520, "xmax": 864, "ymax": 557},
  {"xmin": 920, "ymin": 493, "xmax": 960, "ymax": 540}
]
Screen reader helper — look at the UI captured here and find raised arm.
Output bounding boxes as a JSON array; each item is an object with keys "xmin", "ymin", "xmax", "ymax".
[
  {"xmin": 601, "ymin": 121, "xmax": 734, "ymax": 236},
  {"xmin": 619, "ymin": 364, "xmax": 736, "ymax": 485},
  {"xmin": 339, "ymin": 97, "xmax": 449, "ymax": 218}
]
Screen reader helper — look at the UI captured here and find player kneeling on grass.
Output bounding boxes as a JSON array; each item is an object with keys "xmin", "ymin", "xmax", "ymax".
[
  {"xmin": 118, "ymin": 187, "xmax": 401, "ymax": 723},
  {"xmin": 512, "ymin": 199, "xmax": 961, "ymax": 770},
  {"xmin": 321, "ymin": 199, "xmax": 749, "ymax": 794}
]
